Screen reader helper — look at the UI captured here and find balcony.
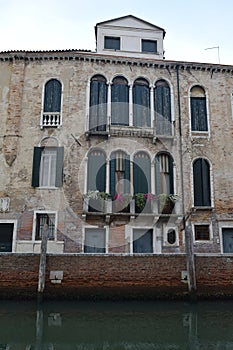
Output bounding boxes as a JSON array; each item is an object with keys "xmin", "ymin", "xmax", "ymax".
[
  {"xmin": 82, "ymin": 193, "xmax": 182, "ymax": 218},
  {"xmin": 41, "ymin": 112, "xmax": 61, "ymax": 128}
]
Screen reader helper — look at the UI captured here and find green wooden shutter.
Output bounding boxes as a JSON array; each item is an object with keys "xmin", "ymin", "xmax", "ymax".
[
  {"xmin": 133, "ymin": 155, "xmax": 150, "ymax": 194},
  {"xmin": 44, "ymin": 79, "xmax": 61, "ymax": 113},
  {"xmin": 110, "ymin": 158, "xmax": 116, "ymax": 196},
  {"xmin": 202, "ymin": 159, "xmax": 211, "ymax": 206},
  {"xmin": 168, "ymin": 156, "xmax": 174, "ymax": 194},
  {"xmin": 32, "ymin": 147, "xmax": 42, "ymax": 187},
  {"xmin": 55, "ymin": 147, "xmax": 64, "ymax": 187},
  {"xmin": 193, "ymin": 159, "xmax": 203, "ymax": 206},
  {"xmin": 125, "ymin": 155, "xmax": 130, "ymax": 193},
  {"xmin": 155, "ymin": 155, "xmax": 161, "ymax": 195}
]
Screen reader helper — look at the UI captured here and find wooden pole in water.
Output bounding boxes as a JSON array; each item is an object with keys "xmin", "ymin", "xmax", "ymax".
[
  {"xmin": 37, "ymin": 223, "xmax": 48, "ymax": 301},
  {"xmin": 185, "ymin": 220, "xmax": 197, "ymax": 300}
]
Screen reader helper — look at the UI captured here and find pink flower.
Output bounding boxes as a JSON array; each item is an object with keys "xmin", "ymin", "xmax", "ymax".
[{"xmin": 144, "ymin": 193, "xmax": 156, "ymax": 201}]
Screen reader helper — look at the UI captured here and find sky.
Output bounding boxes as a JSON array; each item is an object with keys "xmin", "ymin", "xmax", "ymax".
[{"xmin": 1, "ymin": 0, "xmax": 233, "ymax": 65}]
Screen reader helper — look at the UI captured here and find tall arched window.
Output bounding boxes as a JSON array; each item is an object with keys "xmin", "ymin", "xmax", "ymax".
[
  {"xmin": 42, "ymin": 79, "xmax": 62, "ymax": 127},
  {"xmin": 133, "ymin": 78, "xmax": 150, "ymax": 127},
  {"xmin": 154, "ymin": 79, "xmax": 172, "ymax": 135},
  {"xmin": 87, "ymin": 149, "xmax": 106, "ymax": 192},
  {"xmin": 193, "ymin": 158, "xmax": 211, "ymax": 206},
  {"xmin": 89, "ymin": 75, "xmax": 108, "ymax": 132},
  {"xmin": 155, "ymin": 153, "xmax": 174, "ymax": 195},
  {"xmin": 111, "ymin": 76, "xmax": 129, "ymax": 126},
  {"xmin": 133, "ymin": 152, "xmax": 151, "ymax": 194},
  {"xmin": 190, "ymin": 86, "xmax": 208, "ymax": 132},
  {"xmin": 110, "ymin": 151, "xmax": 130, "ymax": 196}
]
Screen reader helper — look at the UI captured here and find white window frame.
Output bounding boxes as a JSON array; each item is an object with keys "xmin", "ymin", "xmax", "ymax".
[
  {"xmin": 218, "ymin": 221, "xmax": 233, "ymax": 253},
  {"xmin": 192, "ymin": 222, "xmax": 213, "ymax": 243},
  {"xmin": 32, "ymin": 211, "xmax": 57, "ymax": 241},
  {"xmin": 188, "ymin": 84, "xmax": 210, "ymax": 138},
  {"xmin": 129, "ymin": 226, "xmax": 155, "ymax": 254},
  {"xmin": 39, "ymin": 148, "xmax": 57, "ymax": 188},
  {"xmin": 0, "ymin": 220, "xmax": 17, "ymax": 253},
  {"xmin": 40, "ymin": 78, "xmax": 63, "ymax": 129},
  {"xmin": 83, "ymin": 226, "xmax": 109, "ymax": 254}
]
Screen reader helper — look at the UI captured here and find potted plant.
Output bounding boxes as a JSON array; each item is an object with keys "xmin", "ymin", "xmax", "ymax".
[
  {"xmin": 84, "ymin": 190, "xmax": 109, "ymax": 212},
  {"xmin": 158, "ymin": 193, "xmax": 179, "ymax": 214},
  {"xmin": 134, "ymin": 193, "xmax": 156, "ymax": 213},
  {"xmin": 113, "ymin": 193, "xmax": 131, "ymax": 213}
]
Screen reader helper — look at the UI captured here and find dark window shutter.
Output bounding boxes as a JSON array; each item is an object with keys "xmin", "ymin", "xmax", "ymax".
[
  {"xmin": 191, "ymin": 97, "xmax": 207, "ymax": 131},
  {"xmin": 55, "ymin": 147, "xmax": 64, "ymax": 187},
  {"xmin": 168, "ymin": 156, "xmax": 174, "ymax": 194},
  {"xmin": 133, "ymin": 80, "xmax": 150, "ymax": 127},
  {"xmin": 44, "ymin": 79, "xmax": 62, "ymax": 113},
  {"xmin": 87, "ymin": 152, "xmax": 106, "ymax": 192},
  {"xmin": 110, "ymin": 158, "xmax": 116, "ymax": 196},
  {"xmin": 155, "ymin": 155, "xmax": 161, "ymax": 195},
  {"xmin": 125, "ymin": 155, "xmax": 130, "ymax": 193},
  {"xmin": 111, "ymin": 78, "xmax": 129, "ymax": 126},
  {"xmin": 133, "ymin": 229, "xmax": 153, "ymax": 253},
  {"xmin": 133, "ymin": 155, "xmax": 150, "ymax": 194},
  {"xmin": 89, "ymin": 76, "xmax": 107, "ymax": 132},
  {"xmin": 193, "ymin": 158, "xmax": 210, "ymax": 206},
  {"xmin": 154, "ymin": 83, "xmax": 172, "ymax": 135},
  {"xmin": 32, "ymin": 147, "xmax": 42, "ymax": 187}
]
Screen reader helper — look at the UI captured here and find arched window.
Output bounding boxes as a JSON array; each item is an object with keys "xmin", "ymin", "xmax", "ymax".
[
  {"xmin": 154, "ymin": 80, "xmax": 172, "ymax": 135},
  {"xmin": 42, "ymin": 79, "xmax": 62, "ymax": 127},
  {"xmin": 133, "ymin": 152, "xmax": 151, "ymax": 194},
  {"xmin": 110, "ymin": 151, "xmax": 130, "ymax": 196},
  {"xmin": 190, "ymin": 86, "xmax": 208, "ymax": 131},
  {"xmin": 89, "ymin": 75, "xmax": 108, "ymax": 132},
  {"xmin": 193, "ymin": 158, "xmax": 211, "ymax": 206},
  {"xmin": 133, "ymin": 78, "xmax": 150, "ymax": 127},
  {"xmin": 155, "ymin": 153, "xmax": 174, "ymax": 195},
  {"xmin": 87, "ymin": 150, "xmax": 106, "ymax": 192},
  {"xmin": 111, "ymin": 76, "xmax": 129, "ymax": 126}
]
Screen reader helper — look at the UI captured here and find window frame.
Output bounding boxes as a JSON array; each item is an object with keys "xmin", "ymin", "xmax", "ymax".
[
  {"xmin": 32, "ymin": 211, "xmax": 57, "ymax": 241},
  {"xmin": 83, "ymin": 227, "xmax": 108, "ymax": 254},
  {"xmin": 131, "ymin": 228, "xmax": 154, "ymax": 254},
  {"xmin": 192, "ymin": 158, "xmax": 212, "ymax": 208},
  {"xmin": 192, "ymin": 223, "xmax": 213, "ymax": 242},
  {"xmin": 0, "ymin": 220, "xmax": 17, "ymax": 253},
  {"xmin": 41, "ymin": 78, "xmax": 63, "ymax": 129},
  {"xmin": 104, "ymin": 36, "xmax": 121, "ymax": 50},
  {"xmin": 141, "ymin": 39, "xmax": 157, "ymax": 54},
  {"xmin": 189, "ymin": 85, "xmax": 210, "ymax": 137},
  {"xmin": 32, "ymin": 146, "xmax": 64, "ymax": 189}
]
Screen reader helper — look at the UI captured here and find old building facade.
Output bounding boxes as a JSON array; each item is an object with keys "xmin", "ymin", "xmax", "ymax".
[{"xmin": 0, "ymin": 15, "xmax": 233, "ymax": 287}]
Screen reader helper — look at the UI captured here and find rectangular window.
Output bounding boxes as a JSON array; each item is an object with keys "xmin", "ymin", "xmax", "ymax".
[
  {"xmin": 84, "ymin": 229, "xmax": 106, "ymax": 253},
  {"xmin": 194, "ymin": 225, "xmax": 210, "ymax": 241},
  {"xmin": 133, "ymin": 229, "xmax": 153, "ymax": 253},
  {"xmin": 104, "ymin": 36, "xmax": 120, "ymax": 50},
  {"xmin": 32, "ymin": 147, "xmax": 64, "ymax": 188},
  {"xmin": 142, "ymin": 39, "xmax": 157, "ymax": 53},
  {"xmin": 36, "ymin": 213, "xmax": 56, "ymax": 240}
]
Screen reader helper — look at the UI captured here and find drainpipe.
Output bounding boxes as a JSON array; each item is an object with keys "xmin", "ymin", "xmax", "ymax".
[{"xmin": 176, "ymin": 65, "xmax": 196, "ymax": 299}]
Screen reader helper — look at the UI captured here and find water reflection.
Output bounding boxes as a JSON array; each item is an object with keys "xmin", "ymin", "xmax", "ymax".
[{"xmin": 0, "ymin": 300, "xmax": 233, "ymax": 349}]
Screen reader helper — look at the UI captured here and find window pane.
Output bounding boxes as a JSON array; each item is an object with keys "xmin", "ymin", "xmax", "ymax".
[
  {"xmin": 43, "ymin": 79, "xmax": 62, "ymax": 113},
  {"xmin": 195, "ymin": 225, "xmax": 210, "ymax": 240},
  {"xmin": 40, "ymin": 149, "xmax": 57, "ymax": 187},
  {"xmin": 193, "ymin": 158, "xmax": 211, "ymax": 206},
  {"xmin": 84, "ymin": 229, "xmax": 106, "ymax": 253},
  {"xmin": 133, "ymin": 229, "xmax": 153, "ymax": 253},
  {"xmin": 142, "ymin": 40, "xmax": 157, "ymax": 53},
  {"xmin": 104, "ymin": 36, "xmax": 120, "ymax": 50},
  {"xmin": 36, "ymin": 214, "xmax": 55, "ymax": 240},
  {"xmin": 89, "ymin": 75, "xmax": 107, "ymax": 131}
]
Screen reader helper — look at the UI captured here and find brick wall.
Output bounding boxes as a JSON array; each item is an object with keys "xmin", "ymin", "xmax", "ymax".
[{"xmin": 1, "ymin": 254, "xmax": 233, "ymax": 300}]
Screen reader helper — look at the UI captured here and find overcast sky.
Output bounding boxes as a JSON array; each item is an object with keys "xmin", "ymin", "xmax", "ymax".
[{"xmin": 1, "ymin": 0, "xmax": 232, "ymax": 65}]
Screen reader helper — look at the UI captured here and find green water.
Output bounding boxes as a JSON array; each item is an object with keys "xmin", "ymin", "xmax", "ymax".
[{"xmin": 0, "ymin": 300, "xmax": 233, "ymax": 349}]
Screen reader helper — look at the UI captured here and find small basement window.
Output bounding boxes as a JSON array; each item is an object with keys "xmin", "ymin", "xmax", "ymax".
[
  {"xmin": 104, "ymin": 36, "xmax": 120, "ymax": 50},
  {"xmin": 194, "ymin": 225, "xmax": 210, "ymax": 241},
  {"xmin": 142, "ymin": 39, "xmax": 157, "ymax": 53},
  {"xmin": 167, "ymin": 229, "xmax": 176, "ymax": 245}
]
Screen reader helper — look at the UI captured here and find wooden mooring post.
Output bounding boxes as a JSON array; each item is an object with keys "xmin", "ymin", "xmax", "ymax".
[
  {"xmin": 185, "ymin": 220, "xmax": 197, "ymax": 300},
  {"xmin": 37, "ymin": 223, "xmax": 48, "ymax": 302}
]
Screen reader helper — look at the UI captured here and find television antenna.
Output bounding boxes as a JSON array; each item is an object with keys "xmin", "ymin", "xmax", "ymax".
[{"xmin": 204, "ymin": 46, "xmax": 220, "ymax": 64}]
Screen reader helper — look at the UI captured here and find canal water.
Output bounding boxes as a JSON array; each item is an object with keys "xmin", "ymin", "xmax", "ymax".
[{"xmin": 0, "ymin": 300, "xmax": 233, "ymax": 349}]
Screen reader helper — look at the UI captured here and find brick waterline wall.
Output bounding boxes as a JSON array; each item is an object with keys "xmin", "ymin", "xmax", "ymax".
[{"xmin": 0, "ymin": 254, "xmax": 233, "ymax": 300}]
